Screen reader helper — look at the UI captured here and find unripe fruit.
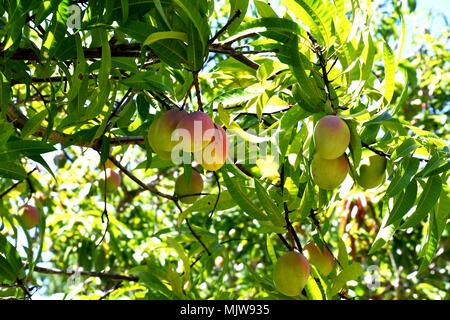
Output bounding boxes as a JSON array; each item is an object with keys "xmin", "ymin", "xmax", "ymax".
[
  {"xmin": 155, "ymin": 109, "xmax": 189, "ymax": 152},
  {"xmin": 194, "ymin": 124, "xmax": 229, "ymax": 171},
  {"xmin": 273, "ymin": 251, "xmax": 310, "ymax": 297},
  {"xmin": 54, "ymin": 152, "xmax": 67, "ymax": 168},
  {"xmin": 19, "ymin": 205, "xmax": 40, "ymax": 229},
  {"xmin": 357, "ymin": 154, "xmax": 387, "ymax": 189},
  {"xmin": 304, "ymin": 242, "xmax": 335, "ymax": 276},
  {"xmin": 313, "ymin": 115, "xmax": 350, "ymax": 159},
  {"xmin": 311, "ymin": 154, "xmax": 349, "ymax": 190},
  {"xmin": 148, "ymin": 117, "xmax": 174, "ymax": 161},
  {"xmin": 174, "ymin": 111, "xmax": 215, "ymax": 152},
  {"xmin": 99, "ymin": 169, "xmax": 122, "ymax": 195},
  {"xmin": 175, "ymin": 171, "xmax": 204, "ymax": 204}
]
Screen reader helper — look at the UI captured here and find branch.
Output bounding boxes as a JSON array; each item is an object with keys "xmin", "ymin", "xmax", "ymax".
[
  {"xmin": 361, "ymin": 141, "xmax": 392, "ymax": 159},
  {"xmin": 99, "ymin": 282, "xmax": 123, "ymax": 300},
  {"xmin": 3, "ymin": 103, "xmax": 144, "ymax": 147},
  {"xmin": 309, "ymin": 209, "xmax": 342, "ymax": 269},
  {"xmin": 209, "ymin": 10, "xmax": 242, "ymax": 44},
  {"xmin": 209, "ymin": 172, "xmax": 221, "ymax": 219},
  {"xmin": 307, "ymin": 31, "xmax": 336, "ymax": 113},
  {"xmin": 32, "ymin": 265, "xmax": 139, "ymax": 282},
  {"xmin": 277, "ymin": 233, "xmax": 293, "ymax": 251},
  {"xmin": 1, "ymin": 43, "xmax": 154, "ymax": 61},
  {"xmin": 107, "ymin": 156, "xmax": 175, "ymax": 201},
  {"xmin": 192, "ymin": 71, "xmax": 203, "ymax": 111},
  {"xmin": 0, "ymin": 167, "xmax": 38, "ymax": 199},
  {"xmin": 185, "ymin": 217, "xmax": 211, "ymax": 256},
  {"xmin": 103, "ymin": 88, "xmax": 135, "ymax": 135},
  {"xmin": 280, "ymin": 164, "xmax": 303, "ymax": 252},
  {"xmin": 209, "ymin": 48, "xmax": 279, "ymax": 55}
]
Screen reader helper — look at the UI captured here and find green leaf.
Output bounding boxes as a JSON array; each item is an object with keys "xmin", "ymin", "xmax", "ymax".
[
  {"xmin": 35, "ymin": 0, "xmax": 63, "ymax": 25},
  {"xmin": 292, "ymin": 183, "xmax": 313, "ymax": 222},
  {"xmin": 239, "ymin": 17, "xmax": 305, "ymax": 41},
  {"xmin": 172, "ymin": 0, "xmax": 210, "ymax": 47},
  {"xmin": 254, "ymin": 0, "xmax": 278, "ymax": 18},
  {"xmin": 99, "ymin": 136, "xmax": 110, "ymax": 168},
  {"xmin": 0, "ymin": 234, "xmax": 23, "ymax": 274},
  {"xmin": 119, "ymin": 72, "xmax": 171, "ymax": 92},
  {"xmin": 67, "ymin": 34, "xmax": 87, "ymax": 114},
  {"xmin": 177, "ymin": 191, "xmax": 235, "ymax": 227},
  {"xmin": 120, "ymin": 0, "xmax": 129, "ymax": 23},
  {"xmin": 382, "ymin": 41, "xmax": 396, "ymax": 105},
  {"xmin": 3, "ymin": 0, "xmax": 28, "ymax": 51},
  {"xmin": 154, "ymin": 0, "xmax": 171, "ymax": 30},
  {"xmin": 369, "ymin": 209, "xmax": 402, "ymax": 254},
  {"xmin": 0, "ymin": 74, "xmax": 11, "ymax": 119},
  {"xmin": 281, "ymin": 0, "xmax": 333, "ymax": 47},
  {"xmin": 186, "ymin": 21, "xmax": 205, "ymax": 71},
  {"xmin": 227, "ymin": 0, "xmax": 249, "ymax": 34},
  {"xmin": 222, "ymin": 168, "xmax": 268, "ymax": 221},
  {"xmin": 265, "ymin": 234, "xmax": 277, "ymax": 265},
  {"xmin": 385, "ymin": 156, "xmax": 420, "ymax": 197},
  {"xmin": 0, "ymin": 161, "xmax": 27, "ymax": 180},
  {"xmin": 40, "ymin": 0, "xmax": 69, "ymax": 63},
  {"xmin": 345, "ymin": 119, "xmax": 362, "ymax": 169},
  {"xmin": 305, "ymin": 276, "xmax": 323, "ymax": 300},
  {"xmin": 400, "ymin": 175, "xmax": 442, "ymax": 229},
  {"xmin": 0, "ymin": 121, "xmax": 15, "ymax": 146},
  {"xmin": 6, "ymin": 139, "xmax": 56, "ymax": 156},
  {"xmin": 392, "ymin": 67, "xmax": 409, "ymax": 115},
  {"xmin": 327, "ymin": 263, "xmax": 363, "ymax": 297},
  {"xmin": 0, "ymin": 255, "xmax": 17, "ymax": 282},
  {"xmin": 390, "ymin": 138, "xmax": 419, "ymax": 162},
  {"xmin": 337, "ymin": 236, "xmax": 349, "ymax": 269},
  {"xmin": 418, "ymin": 183, "xmax": 450, "ymax": 273},
  {"xmin": 143, "ymin": 31, "xmax": 188, "ymax": 47},
  {"xmin": 385, "ymin": 179, "xmax": 418, "ymax": 225},
  {"xmin": 21, "ymin": 110, "xmax": 47, "ymax": 139},
  {"xmin": 218, "ymin": 104, "xmax": 271, "ymax": 144},
  {"xmin": 254, "ymin": 180, "xmax": 284, "ymax": 226},
  {"xmin": 417, "ymin": 153, "xmax": 448, "ymax": 178},
  {"xmin": 278, "ymin": 105, "xmax": 309, "ymax": 157},
  {"xmin": 205, "ymin": 88, "xmax": 258, "ymax": 110},
  {"xmin": 98, "ymin": 28, "xmax": 112, "ymax": 94}
]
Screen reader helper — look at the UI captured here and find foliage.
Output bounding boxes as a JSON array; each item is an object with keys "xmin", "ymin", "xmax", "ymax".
[{"xmin": 0, "ymin": 0, "xmax": 448, "ymax": 300}]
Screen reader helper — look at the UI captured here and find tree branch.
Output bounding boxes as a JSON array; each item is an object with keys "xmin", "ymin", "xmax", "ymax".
[
  {"xmin": 32, "ymin": 265, "xmax": 139, "ymax": 282},
  {"xmin": 209, "ymin": 10, "xmax": 242, "ymax": 44}
]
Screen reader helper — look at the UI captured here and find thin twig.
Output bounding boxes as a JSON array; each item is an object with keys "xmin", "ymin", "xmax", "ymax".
[
  {"xmin": 280, "ymin": 164, "xmax": 303, "ymax": 252},
  {"xmin": 307, "ymin": 31, "xmax": 336, "ymax": 113},
  {"xmin": 361, "ymin": 141, "xmax": 392, "ymax": 159},
  {"xmin": 185, "ymin": 217, "xmax": 211, "ymax": 256},
  {"xmin": 99, "ymin": 281, "xmax": 123, "ymax": 300},
  {"xmin": 0, "ymin": 168, "xmax": 37, "ymax": 199},
  {"xmin": 192, "ymin": 71, "xmax": 203, "ymax": 111},
  {"xmin": 32, "ymin": 265, "xmax": 139, "ymax": 282},
  {"xmin": 209, "ymin": 10, "xmax": 242, "ymax": 44},
  {"xmin": 309, "ymin": 209, "xmax": 342, "ymax": 269},
  {"xmin": 210, "ymin": 48, "xmax": 279, "ymax": 54},
  {"xmin": 108, "ymin": 156, "xmax": 175, "ymax": 201},
  {"xmin": 277, "ymin": 233, "xmax": 293, "ymax": 251},
  {"xmin": 209, "ymin": 172, "xmax": 221, "ymax": 219}
]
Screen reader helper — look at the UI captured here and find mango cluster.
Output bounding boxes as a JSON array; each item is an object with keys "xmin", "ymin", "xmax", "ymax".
[
  {"xmin": 311, "ymin": 115, "xmax": 350, "ymax": 190},
  {"xmin": 148, "ymin": 110, "xmax": 229, "ymax": 203}
]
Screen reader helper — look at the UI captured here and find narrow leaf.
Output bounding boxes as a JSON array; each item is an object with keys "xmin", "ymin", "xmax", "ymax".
[{"xmin": 400, "ymin": 175, "xmax": 442, "ymax": 229}]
